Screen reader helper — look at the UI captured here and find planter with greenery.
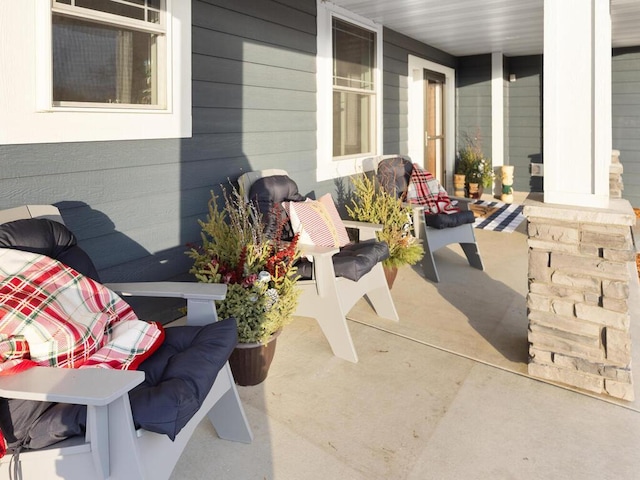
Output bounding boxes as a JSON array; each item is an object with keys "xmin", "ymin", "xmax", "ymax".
[
  {"xmin": 187, "ymin": 185, "xmax": 300, "ymax": 384},
  {"xmin": 346, "ymin": 174, "xmax": 423, "ymax": 286},
  {"xmin": 456, "ymin": 133, "xmax": 494, "ymax": 197}
]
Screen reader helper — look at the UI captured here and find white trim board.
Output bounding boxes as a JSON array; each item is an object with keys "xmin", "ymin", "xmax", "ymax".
[{"xmin": 407, "ymin": 55, "xmax": 456, "ymax": 190}]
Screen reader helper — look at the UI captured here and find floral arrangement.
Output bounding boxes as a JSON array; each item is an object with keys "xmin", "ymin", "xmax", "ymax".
[
  {"xmin": 456, "ymin": 132, "xmax": 494, "ymax": 188},
  {"xmin": 187, "ymin": 185, "xmax": 300, "ymax": 344},
  {"xmin": 346, "ymin": 174, "xmax": 423, "ymax": 269}
]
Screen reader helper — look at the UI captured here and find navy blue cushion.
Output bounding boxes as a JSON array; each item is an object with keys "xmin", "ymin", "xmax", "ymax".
[
  {"xmin": 424, "ymin": 210, "xmax": 476, "ymax": 229},
  {"xmin": 129, "ymin": 317, "xmax": 238, "ymax": 439},
  {"xmin": 0, "ymin": 319, "xmax": 238, "ymax": 450},
  {"xmin": 297, "ymin": 240, "xmax": 389, "ymax": 282}
]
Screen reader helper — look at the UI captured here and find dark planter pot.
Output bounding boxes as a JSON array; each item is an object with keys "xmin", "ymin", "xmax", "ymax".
[
  {"xmin": 229, "ymin": 330, "xmax": 281, "ymax": 386},
  {"xmin": 465, "ymin": 183, "xmax": 483, "ymax": 199}
]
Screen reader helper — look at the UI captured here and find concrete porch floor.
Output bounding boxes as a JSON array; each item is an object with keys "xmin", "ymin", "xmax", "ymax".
[{"xmin": 171, "ymin": 199, "xmax": 640, "ymax": 480}]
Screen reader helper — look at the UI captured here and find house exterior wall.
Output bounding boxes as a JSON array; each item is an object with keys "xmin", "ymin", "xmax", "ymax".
[
  {"xmin": 505, "ymin": 55, "xmax": 544, "ymax": 193},
  {"xmin": 381, "ymin": 28, "xmax": 457, "ymax": 157},
  {"xmin": 0, "ymin": 0, "xmax": 457, "ymax": 292},
  {"xmin": 457, "ymin": 50, "xmax": 640, "ymax": 206},
  {"xmin": 0, "ymin": 0, "xmax": 318, "ymax": 284},
  {"xmin": 613, "ymin": 46, "xmax": 640, "ymax": 208},
  {"xmin": 456, "ymin": 55, "xmax": 493, "ymax": 161}
]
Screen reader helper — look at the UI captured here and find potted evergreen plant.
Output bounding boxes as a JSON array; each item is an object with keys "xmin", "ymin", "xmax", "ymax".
[
  {"xmin": 346, "ymin": 174, "xmax": 423, "ymax": 287},
  {"xmin": 187, "ymin": 185, "xmax": 300, "ymax": 385},
  {"xmin": 456, "ymin": 132, "xmax": 494, "ymax": 198}
]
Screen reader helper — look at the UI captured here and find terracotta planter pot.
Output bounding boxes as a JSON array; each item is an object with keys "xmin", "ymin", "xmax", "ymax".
[
  {"xmin": 229, "ymin": 330, "xmax": 281, "ymax": 386},
  {"xmin": 384, "ymin": 266, "xmax": 398, "ymax": 289}
]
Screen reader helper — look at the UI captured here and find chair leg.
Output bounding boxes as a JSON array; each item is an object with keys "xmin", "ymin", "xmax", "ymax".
[
  {"xmin": 421, "ymin": 243, "xmax": 441, "ymax": 283},
  {"xmin": 460, "ymin": 242, "xmax": 484, "ymax": 270},
  {"xmin": 296, "ymin": 252, "xmax": 359, "ymax": 362},
  {"xmin": 207, "ymin": 364, "xmax": 254, "ymax": 443},
  {"xmin": 364, "ymin": 264, "xmax": 399, "ymax": 321},
  {"xmin": 316, "ymin": 305, "xmax": 359, "ymax": 363},
  {"xmin": 296, "ymin": 287, "xmax": 358, "ymax": 363}
]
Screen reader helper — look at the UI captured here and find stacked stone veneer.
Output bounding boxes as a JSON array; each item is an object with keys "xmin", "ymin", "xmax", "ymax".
[
  {"xmin": 524, "ymin": 199, "xmax": 637, "ymax": 400},
  {"xmin": 610, "ymin": 150, "xmax": 623, "ymax": 199}
]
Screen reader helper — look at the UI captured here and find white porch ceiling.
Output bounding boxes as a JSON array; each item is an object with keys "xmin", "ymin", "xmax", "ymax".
[{"xmin": 329, "ymin": 0, "xmax": 640, "ymax": 57}]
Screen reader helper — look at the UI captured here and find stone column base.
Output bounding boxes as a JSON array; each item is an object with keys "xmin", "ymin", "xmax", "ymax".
[{"xmin": 523, "ymin": 196, "xmax": 637, "ymax": 401}]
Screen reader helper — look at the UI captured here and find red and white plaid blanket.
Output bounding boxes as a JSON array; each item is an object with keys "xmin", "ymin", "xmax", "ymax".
[
  {"xmin": 0, "ymin": 248, "xmax": 164, "ymax": 376},
  {"xmin": 406, "ymin": 163, "xmax": 460, "ymax": 214}
]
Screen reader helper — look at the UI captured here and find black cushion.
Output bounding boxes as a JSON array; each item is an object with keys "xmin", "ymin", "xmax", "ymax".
[
  {"xmin": 0, "ymin": 400, "xmax": 86, "ymax": 451},
  {"xmin": 376, "ymin": 157, "xmax": 413, "ymax": 200},
  {"xmin": 297, "ymin": 240, "xmax": 390, "ymax": 282},
  {"xmin": 247, "ymin": 175, "xmax": 305, "ymax": 238},
  {"xmin": 424, "ymin": 210, "xmax": 476, "ymax": 229},
  {"xmin": 0, "ymin": 218, "xmax": 100, "ymax": 281}
]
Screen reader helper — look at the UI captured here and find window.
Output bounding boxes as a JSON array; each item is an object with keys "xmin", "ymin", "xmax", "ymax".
[
  {"xmin": 51, "ymin": 0, "xmax": 165, "ymax": 108},
  {"xmin": 316, "ymin": 2, "xmax": 382, "ymax": 181},
  {"xmin": 0, "ymin": 0, "xmax": 191, "ymax": 144},
  {"xmin": 332, "ymin": 18, "xmax": 375, "ymax": 158}
]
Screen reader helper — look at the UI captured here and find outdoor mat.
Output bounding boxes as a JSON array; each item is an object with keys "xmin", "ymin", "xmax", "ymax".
[
  {"xmin": 469, "ymin": 203, "xmax": 500, "ymax": 219},
  {"xmin": 471, "ymin": 200, "xmax": 525, "ymax": 233}
]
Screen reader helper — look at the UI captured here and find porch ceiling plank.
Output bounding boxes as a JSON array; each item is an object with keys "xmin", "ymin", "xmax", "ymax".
[{"xmin": 331, "ymin": 0, "xmax": 640, "ymax": 57}]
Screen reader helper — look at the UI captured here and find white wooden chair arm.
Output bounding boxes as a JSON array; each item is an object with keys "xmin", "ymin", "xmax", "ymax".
[
  {"xmin": 342, "ymin": 219, "xmax": 383, "ymax": 242},
  {"xmin": 402, "ymin": 201, "xmax": 426, "ymax": 212},
  {"xmin": 106, "ymin": 282, "xmax": 228, "ymax": 327},
  {"xmin": 298, "ymin": 244, "xmax": 340, "ymax": 258},
  {"xmin": 106, "ymin": 282, "xmax": 227, "ymax": 301},
  {"xmin": 341, "ymin": 219, "xmax": 383, "ymax": 232},
  {"xmin": 0, "ymin": 367, "xmax": 145, "ymax": 479},
  {"xmin": 0, "ymin": 367, "xmax": 144, "ymax": 405},
  {"xmin": 449, "ymin": 195, "xmax": 472, "ymax": 210}
]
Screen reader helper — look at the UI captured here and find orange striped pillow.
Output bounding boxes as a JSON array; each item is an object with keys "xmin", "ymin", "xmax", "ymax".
[{"xmin": 287, "ymin": 194, "xmax": 350, "ymax": 247}]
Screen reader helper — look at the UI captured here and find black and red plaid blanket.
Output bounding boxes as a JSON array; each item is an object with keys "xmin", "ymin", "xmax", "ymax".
[{"xmin": 0, "ymin": 248, "xmax": 164, "ymax": 375}]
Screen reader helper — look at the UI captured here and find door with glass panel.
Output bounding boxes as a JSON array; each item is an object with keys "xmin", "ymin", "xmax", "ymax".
[{"xmin": 424, "ymin": 70, "xmax": 446, "ymax": 183}]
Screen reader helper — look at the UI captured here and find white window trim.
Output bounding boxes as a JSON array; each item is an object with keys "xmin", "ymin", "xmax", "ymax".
[
  {"xmin": 0, "ymin": 0, "xmax": 191, "ymax": 145},
  {"xmin": 316, "ymin": 1, "xmax": 383, "ymax": 182}
]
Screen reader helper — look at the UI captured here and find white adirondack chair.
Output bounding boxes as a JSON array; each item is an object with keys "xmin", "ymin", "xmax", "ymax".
[
  {"xmin": 0, "ymin": 205, "xmax": 253, "ymax": 480},
  {"xmin": 237, "ymin": 170, "xmax": 399, "ymax": 363}
]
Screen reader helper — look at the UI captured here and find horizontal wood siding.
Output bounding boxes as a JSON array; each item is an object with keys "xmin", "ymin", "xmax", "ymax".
[
  {"xmin": 456, "ymin": 55, "xmax": 492, "ymax": 159},
  {"xmin": 506, "ymin": 55, "xmax": 543, "ymax": 193},
  {"xmin": 382, "ymin": 28, "xmax": 457, "ymax": 156},
  {"xmin": 613, "ymin": 47, "xmax": 640, "ymax": 208},
  {"xmin": 0, "ymin": 0, "xmax": 318, "ymax": 291}
]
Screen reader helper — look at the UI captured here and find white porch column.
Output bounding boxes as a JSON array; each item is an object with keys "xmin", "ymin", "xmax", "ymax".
[
  {"xmin": 527, "ymin": 0, "xmax": 636, "ymax": 401},
  {"xmin": 491, "ymin": 52, "xmax": 505, "ymax": 197},
  {"xmin": 543, "ymin": 0, "xmax": 612, "ymax": 208}
]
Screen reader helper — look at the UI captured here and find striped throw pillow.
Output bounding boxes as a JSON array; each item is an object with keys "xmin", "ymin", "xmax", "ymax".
[{"xmin": 287, "ymin": 193, "xmax": 350, "ymax": 247}]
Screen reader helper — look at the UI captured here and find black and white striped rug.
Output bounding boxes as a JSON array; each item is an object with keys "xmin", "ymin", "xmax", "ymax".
[{"xmin": 471, "ymin": 200, "xmax": 525, "ymax": 233}]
